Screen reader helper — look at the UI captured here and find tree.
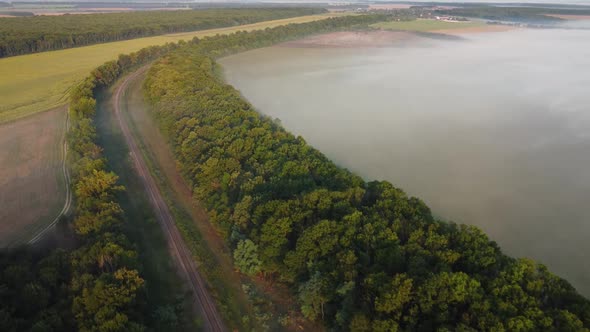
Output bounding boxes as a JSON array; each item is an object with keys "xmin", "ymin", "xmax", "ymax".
[
  {"xmin": 138, "ymin": 18, "xmax": 590, "ymax": 331},
  {"xmin": 233, "ymin": 239, "xmax": 262, "ymax": 276},
  {"xmin": 375, "ymin": 274, "xmax": 413, "ymax": 320},
  {"xmin": 72, "ymin": 268, "xmax": 144, "ymax": 332},
  {"xmin": 299, "ymin": 272, "xmax": 328, "ymax": 321}
]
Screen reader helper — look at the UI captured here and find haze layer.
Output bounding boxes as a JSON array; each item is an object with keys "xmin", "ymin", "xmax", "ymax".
[{"xmin": 220, "ymin": 28, "xmax": 590, "ymax": 296}]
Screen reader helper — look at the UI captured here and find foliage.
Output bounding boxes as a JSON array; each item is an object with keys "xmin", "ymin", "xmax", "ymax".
[
  {"xmin": 143, "ymin": 19, "xmax": 590, "ymax": 330},
  {"xmin": 0, "ymin": 40, "xmax": 182, "ymax": 331},
  {"xmin": 233, "ymin": 239, "xmax": 262, "ymax": 276},
  {"xmin": 0, "ymin": 8, "xmax": 325, "ymax": 58},
  {"xmin": 0, "ymin": 249, "xmax": 74, "ymax": 331}
]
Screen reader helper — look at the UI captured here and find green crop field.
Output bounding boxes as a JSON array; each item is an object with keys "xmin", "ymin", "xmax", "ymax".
[
  {"xmin": 0, "ymin": 13, "xmax": 340, "ymax": 123},
  {"xmin": 372, "ymin": 18, "xmax": 484, "ymax": 32}
]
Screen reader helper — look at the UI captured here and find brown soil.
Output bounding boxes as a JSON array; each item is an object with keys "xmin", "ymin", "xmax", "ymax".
[
  {"xmin": 0, "ymin": 106, "xmax": 66, "ymax": 246},
  {"xmin": 281, "ymin": 30, "xmax": 420, "ymax": 48},
  {"xmin": 432, "ymin": 25, "xmax": 517, "ymax": 35}
]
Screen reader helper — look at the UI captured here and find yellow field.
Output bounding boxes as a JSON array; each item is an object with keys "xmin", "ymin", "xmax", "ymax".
[{"xmin": 0, "ymin": 13, "xmax": 340, "ymax": 123}]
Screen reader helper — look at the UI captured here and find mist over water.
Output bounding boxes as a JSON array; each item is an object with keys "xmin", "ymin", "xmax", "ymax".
[{"xmin": 220, "ymin": 28, "xmax": 590, "ymax": 296}]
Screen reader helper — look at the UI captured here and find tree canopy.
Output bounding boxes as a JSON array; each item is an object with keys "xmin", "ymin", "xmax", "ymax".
[
  {"xmin": 143, "ymin": 19, "xmax": 590, "ymax": 330},
  {"xmin": 0, "ymin": 7, "xmax": 325, "ymax": 58},
  {"xmin": 0, "ymin": 40, "xmax": 182, "ymax": 331}
]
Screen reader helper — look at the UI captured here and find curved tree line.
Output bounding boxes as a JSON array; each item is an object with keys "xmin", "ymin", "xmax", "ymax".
[
  {"xmin": 143, "ymin": 16, "xmax": 590, "ymax": 332},
  {"xmin": 0, "ymin": 13, "xmax": 386, "ymax": 332},
  {"xmin": 1, "ymin": 12, "xmax": 588, "ymax": 331},
  {"xmin": 0, "ymin": 7, "xmax": 325, "ymax": 58},
  {"xmin": 0, "ymin": 43, "xmax": 185, "ymax": 331}
]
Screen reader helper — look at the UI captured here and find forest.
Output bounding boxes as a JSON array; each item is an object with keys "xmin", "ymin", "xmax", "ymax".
[
  {"xmin": 142, "ymin": 17, "xmax": 590, "ymax": 331},
  {"xmin": 0, "ymin": 43, "xmax": 185, "ymax": 331},
  {"xmin": 1, "ymin": 11, "xmax": 589, "ymax": 331},
  {"xmin": 0, "ymin": 14, "xmax": 390, "ymax": 332},
  {"xmin": 0, "ymin": 7, "xmax": 325, "ymax": 58}
]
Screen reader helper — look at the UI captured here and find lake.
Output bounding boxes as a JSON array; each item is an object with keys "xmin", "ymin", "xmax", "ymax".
[{"xmin": 219, "ymin": 28, "xmax": 590, "ymax": 295}]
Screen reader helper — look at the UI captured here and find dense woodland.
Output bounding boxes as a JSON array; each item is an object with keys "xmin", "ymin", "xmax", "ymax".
[
  {"xmin": 0, "ymin": 7, "xmax": 325, "ymax": 58},
  {"xmin": 143, "ymin": 17, "xmax": 590, "ymax": 331},
  {"xmin": 0, "ymin": 43, "xmax": 184, "ymax": 331},
  {"xmin": 0, "ymin": 14, "xmax": 388, "ymax": 332},
  {"xmin": 1, "ymin": 11, "xmax": 589, "ymax": 331}
]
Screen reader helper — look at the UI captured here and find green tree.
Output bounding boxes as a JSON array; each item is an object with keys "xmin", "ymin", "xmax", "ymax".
[
  {"xmin": 299, "ymin": 272, "xmax": 328, "ymax": 321},
  {"xmin": 233, "ymin": 239, "xmax": 262, "ymax": 276},
  {"xmin": 375, "ymin": 274, "xmax": 413, "ymax": 321}
]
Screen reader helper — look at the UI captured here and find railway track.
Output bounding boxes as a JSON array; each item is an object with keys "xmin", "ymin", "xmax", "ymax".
[{"xmin": 114, "ymin": 67, "xmax": 226, "ymax": 332}]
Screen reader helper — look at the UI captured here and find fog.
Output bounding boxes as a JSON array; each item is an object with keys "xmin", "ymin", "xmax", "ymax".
[{"xmin": 220, "ymin": 28, "xmax": 590, "ymax": 296}]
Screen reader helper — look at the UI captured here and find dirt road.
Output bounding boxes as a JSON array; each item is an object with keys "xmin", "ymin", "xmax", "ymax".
[{"xmin": 114, "ymin": 67, "xmax": 226, "ymax": 332}]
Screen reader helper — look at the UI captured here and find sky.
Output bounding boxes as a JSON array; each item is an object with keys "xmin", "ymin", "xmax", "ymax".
[
  {"xmin": 238, "ymin": 0, "xmax": 590, "ymax": 7},
  {"xmin": 399, "ymin": 0, "xmax": 590, "ymax": 4},
  {"xmin": 14, "ymin": 0, "xmax": 590, "ymax": 6}
]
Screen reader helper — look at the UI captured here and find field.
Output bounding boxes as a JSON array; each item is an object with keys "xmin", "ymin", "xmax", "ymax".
[
  {"xmin": 372, "ymin": 19, "xmax": 485, "ymax": 32},
  {"xmin": 546, "ymin": 14, "xmax": 590, "ymax": 20},
  {"xmin": 281, "ymin": 30, "xmax": 419, "ymax": 48},
  {"xmin": 0, "ymin": 13, "xmax": 340, "ymax": 124},
  {"xmin": 0, "ymin": 106, "xmax": 66, "ymax": 246}
]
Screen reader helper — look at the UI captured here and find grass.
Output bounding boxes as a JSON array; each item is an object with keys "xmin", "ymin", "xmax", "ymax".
[
  {"xmin": 0, "ymin": 106, "xmax": 67, "ymax": 246},
  {"xmin": 0, "ymin": 13, "xmax": 341, "ymax": 124},
  {"xmin": 371, "ymin": 18, "xmax": 484, "ymax": 32},
  {"xmin": 94, "ymin": 81, "xmax": 198, "ymax": 331}
]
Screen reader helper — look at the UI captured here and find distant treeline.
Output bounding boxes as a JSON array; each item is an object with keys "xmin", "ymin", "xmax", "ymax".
[
  {"xmin": 0, "ymin": 11, "xmax": 34, "ymax": 16},
  {"xmin": 437, "ymin": 6, "xmax": 590, "ymax": 24},
  {"xmin": 0, "ymin": 7, "xmax": 325, "ymax": 58},
  {"xmin": 0, "ymin": 43, "xmax": 188, "ymax": 331},
  {"xmin": 143, "ymin": 16, "xmax": 590, "ymax": 331}
]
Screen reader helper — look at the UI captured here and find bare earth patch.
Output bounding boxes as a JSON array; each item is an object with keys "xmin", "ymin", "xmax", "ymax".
[
  {"xmin": 432, "ymin": 25, "xmax": 517, "ymax": 35},
  {"xmin": 0, "ymin": 107, "xmax": 66, "ymax": 246},
  {"xmin": 280, "ymin": 30, "xmax": 421, "ymax": 48}
]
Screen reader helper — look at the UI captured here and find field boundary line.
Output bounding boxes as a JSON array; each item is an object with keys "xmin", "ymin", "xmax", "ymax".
[{"xmin": 29, "ymin": 109, "xmax": 71, "ymax": 244}]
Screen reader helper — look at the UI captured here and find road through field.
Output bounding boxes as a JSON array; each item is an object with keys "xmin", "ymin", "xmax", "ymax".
[{"xmin": 114, "ymin": 67, "xmax": 225, "ymax": 332}]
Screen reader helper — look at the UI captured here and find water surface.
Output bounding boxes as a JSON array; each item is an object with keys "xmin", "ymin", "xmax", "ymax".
[{"xmin": 220, "ymin": 29, "xmax": 590, "ymax": 295}]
